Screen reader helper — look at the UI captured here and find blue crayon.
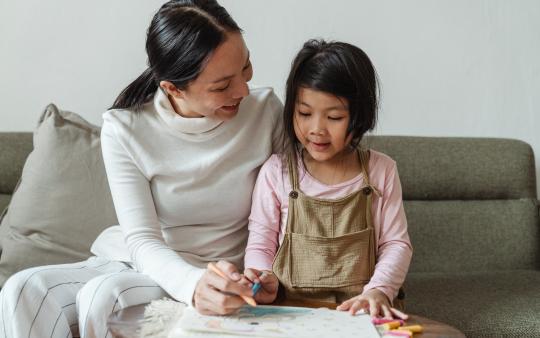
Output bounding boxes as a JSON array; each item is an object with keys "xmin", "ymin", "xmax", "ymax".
[{"xmin": 252, "ymin": 282, "xmax": 262, "ymax": 295}]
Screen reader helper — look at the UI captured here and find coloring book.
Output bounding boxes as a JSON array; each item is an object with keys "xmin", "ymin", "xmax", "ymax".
[{"xmin": 169, "ymin": 305, "xmax": 380, "ymax": 338}]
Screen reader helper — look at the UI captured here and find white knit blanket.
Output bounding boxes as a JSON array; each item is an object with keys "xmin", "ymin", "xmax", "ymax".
[{"xmin": 140, "ymin": 298, "xmax": 186, "ymax": 338}]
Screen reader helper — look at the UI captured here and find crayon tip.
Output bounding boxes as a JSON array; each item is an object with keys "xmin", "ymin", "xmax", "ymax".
[{"xmin": 252, "ymin": 282, "xmax": 262, "ymax": 295}]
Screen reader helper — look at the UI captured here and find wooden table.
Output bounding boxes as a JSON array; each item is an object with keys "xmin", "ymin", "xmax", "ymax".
[{"xmin": 108, "ymin": 301, "xmax": 465, "ymax": 338}]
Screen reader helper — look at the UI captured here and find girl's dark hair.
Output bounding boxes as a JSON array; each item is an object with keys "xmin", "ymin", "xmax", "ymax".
[
  {"xmin": 111, "ymin": 0, "xmax": 241, "ymax": 110},
  {"xmin": 283, "ymin": 39, "xmax": 379, "ymax": 155}
]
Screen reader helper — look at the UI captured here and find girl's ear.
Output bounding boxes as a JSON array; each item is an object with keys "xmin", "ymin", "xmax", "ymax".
[{"xmin": 159, "ymin": 80, "xmax": 184, "ymax": 99}]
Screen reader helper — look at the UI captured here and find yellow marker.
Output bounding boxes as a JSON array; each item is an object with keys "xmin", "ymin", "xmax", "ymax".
[
  {"xmin": 399, "ymin": 325, "xmax": 423, "ymax": 333},
  {"xmin": 380, "ymin": 321, "xmax": 402, "ymax": 330},
  {"xmin": 388, "ymin": 327, "xmax": 413, "ymax": 337}
]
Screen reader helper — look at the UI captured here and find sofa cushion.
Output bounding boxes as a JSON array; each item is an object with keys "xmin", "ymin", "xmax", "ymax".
[
  {"xmin": 0, "ymin": 196, "xmax": 11, "ymax": 252},
  {"xmin": 0, "ymin": 104, "xmax": 118, "ymax": 286},
  {"xmin": 0, "ymin": 195, "xmax": 11, "ymax": 221},
  {"xmin": 405, "ymin": 270, "xmax": 540, "ymax": 337},
  {"xmin": 366, "ymin": 136, "xmax": 537, "ymax": 200},
  {"xmin": 0, "ymin": 133, "xmax": 33, "ymax": 196},
  {"xmin": 0, "ymin": 133, "xmax": 33, "ymax": 252},
  {"xmin": 405, "ymin": 199, "xmax": 540, "ymax": 272}
]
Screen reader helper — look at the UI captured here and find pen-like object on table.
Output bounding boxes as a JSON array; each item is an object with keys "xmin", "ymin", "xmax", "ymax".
[
  {"xmin": 399, "ymin": 325, "xmax": 423, "ymax": 333},
  {"xmin": 385, "ymin": 329, "xmax": 413, "ymax": 337},
  {"xmin": 372, "ymin": 318, "xmax": 406, "ymax": 326},
  {"xmin": 207, "ymin": 262, "xmax": 257, "ymax": 307},
  {"xmin": 379, "ymin": 321, "xmax": 402, "ymax": 330}
]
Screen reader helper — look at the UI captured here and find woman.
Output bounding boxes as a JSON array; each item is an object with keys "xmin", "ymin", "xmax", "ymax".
[{"xmin": 0, "ymin": 1, "xmax": 282, "ymax": 337}]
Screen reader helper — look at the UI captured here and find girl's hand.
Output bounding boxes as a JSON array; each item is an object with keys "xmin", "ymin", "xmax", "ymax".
[
  {"xmin": 243, "ymin": 268, "xmax": 279, "ymax": 304},
  {"xmin": 193, "ymin": 260, "xmax": 254, "ymax": 315},
  {"xmin": 336, "ymin": 288, "xmax": 409, "ymax": 320}
]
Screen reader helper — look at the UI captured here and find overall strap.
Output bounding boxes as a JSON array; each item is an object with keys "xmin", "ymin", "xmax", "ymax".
[
  {"xmin": 287, "ymin": 152, "xmax": 300, "ymax": 191},
  {"xmin": 358, "ymin": 149, "xmax": 382, "ymax": 197},
  {"xmin": 358, "ymin": 149, "xmax": 371, "ymax": 186}
]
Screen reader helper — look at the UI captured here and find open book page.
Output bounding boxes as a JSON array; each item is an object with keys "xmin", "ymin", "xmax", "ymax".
[{"xmin": 170, "ymin": 305, "xmax": 380, "ymax": 338}]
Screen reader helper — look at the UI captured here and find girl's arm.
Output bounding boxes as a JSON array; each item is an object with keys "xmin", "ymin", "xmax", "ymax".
[
  {"xmin": 363, "ymin": 160, "xmax": 413, "ymax": 302},
  {"xmin": 244, "ymin": 155, "xmax": 283, "ymax": 271}
]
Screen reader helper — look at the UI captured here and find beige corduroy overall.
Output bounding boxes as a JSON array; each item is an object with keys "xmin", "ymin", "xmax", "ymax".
[{"xmin": 272, "ymin": 149, "xmax": 381, "ymax": 304}]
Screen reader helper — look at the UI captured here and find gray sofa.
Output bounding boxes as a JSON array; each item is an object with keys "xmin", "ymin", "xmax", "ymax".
[
  {"xmin": 1, "ymin": 132, "xmax": 539, "ymax": 337},
  {"xmin": 366, "ymin": 136, "xmax": 540, "ymax": 337}
]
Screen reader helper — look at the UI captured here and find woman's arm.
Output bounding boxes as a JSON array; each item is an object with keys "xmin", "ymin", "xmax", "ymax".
[{"xmin": 101, "ymin": 120, "xmax": 206, "ymax": 304}]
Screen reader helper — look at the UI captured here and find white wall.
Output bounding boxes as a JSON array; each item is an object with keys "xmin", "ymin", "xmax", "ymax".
[{"xmin": 1, "ymin": 0, "xmax": 539, "ymax": 193}]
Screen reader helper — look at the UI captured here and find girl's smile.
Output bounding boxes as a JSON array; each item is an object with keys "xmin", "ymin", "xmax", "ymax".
[{"xmin": 309, "ymin": 141, "xmax": 331, "ymax": 151}]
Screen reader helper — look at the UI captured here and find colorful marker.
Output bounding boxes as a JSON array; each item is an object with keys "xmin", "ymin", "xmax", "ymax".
[
  {"xmin": 385, "ymin": 329, "xmax": 413, "ymax": 337},
  {"xmin": 399, "ymin": 325, "xmax": 423, "ymax": 333},
  {"xmin": 252, "ymin": 282, "xmax": 262, "ymax": 295},
  {"xmin": 251, "ymin": 271, "xmax": 266, "ymax": 296},
  {"xmin": 379, "ymin": 321, "xmax": 402, "ymax": 330},
  {"xmin": 372, "ymin": 318, "xmax": 406, "ymax": 326}
]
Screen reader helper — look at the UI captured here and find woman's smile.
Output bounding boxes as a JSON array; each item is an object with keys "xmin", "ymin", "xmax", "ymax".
[{"xmin": 219, "ymin": 101, "xmax": 242, "ymax": 114}]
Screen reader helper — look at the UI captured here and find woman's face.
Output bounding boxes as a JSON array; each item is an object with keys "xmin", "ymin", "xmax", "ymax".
[{"xmin": 168, "ymin": 32, "xmax": 253, "ymax": 121}]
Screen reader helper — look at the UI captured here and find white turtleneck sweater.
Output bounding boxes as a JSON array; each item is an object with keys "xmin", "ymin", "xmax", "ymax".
[{"xmin": 94, "ymin": 87, "xmax": 283, "ymax": 305}]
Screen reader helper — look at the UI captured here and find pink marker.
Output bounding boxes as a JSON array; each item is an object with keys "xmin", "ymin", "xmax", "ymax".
[
  {"xmin": 384, "ymin": 330, "xmax": 412, "ymax": 337},
  {"xmin": 372, "ymin": 318, "xmax": 405, "ymax": 325}
]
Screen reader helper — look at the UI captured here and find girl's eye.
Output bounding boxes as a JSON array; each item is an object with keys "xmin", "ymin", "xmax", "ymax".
[
  {"xmin": 328, "ymin": 116, "xmax": 344, "ymax": 121},
  {"xmin": 297, "ymin": 111, "xmax": 311, "ymax": 117},
  {"xmin": 212, "ymin": 83, "xmax": 230, "ymax": 92}
]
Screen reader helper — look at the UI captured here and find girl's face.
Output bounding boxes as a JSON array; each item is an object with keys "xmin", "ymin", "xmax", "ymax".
[
  {"xmin": 293, "ymin": 87, "xmax": 352, "ymax": 163},
  {"xmin": 167, "ymin": 32, "xmax": 253, "ymax": 121}
]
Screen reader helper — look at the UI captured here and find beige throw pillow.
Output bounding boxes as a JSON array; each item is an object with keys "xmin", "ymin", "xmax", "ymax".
[{"xmin": 0, "ymin": 104, "xmax": 118, "ymax": 286}]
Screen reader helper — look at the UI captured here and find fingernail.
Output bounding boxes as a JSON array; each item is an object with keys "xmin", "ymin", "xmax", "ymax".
[{"xmin": 232, "ymin": 272, "xmax": 240, "ymax": 280}]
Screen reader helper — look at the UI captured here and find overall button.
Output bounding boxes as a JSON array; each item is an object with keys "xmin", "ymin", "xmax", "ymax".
[
  {"xmin": 289, "ymin": 191, "xmax": 299, "ymax": 199},
  {"xmin": 362, "ymin": 187, "xmax": 372, "ymax": 195}
]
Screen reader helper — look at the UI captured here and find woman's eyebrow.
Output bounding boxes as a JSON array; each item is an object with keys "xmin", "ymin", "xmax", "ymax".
[{"xmin": 211, "ymin": 51, "xmax": 251, "ymax": 84}]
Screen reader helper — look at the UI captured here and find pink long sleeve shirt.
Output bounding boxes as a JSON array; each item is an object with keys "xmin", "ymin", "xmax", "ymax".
[{"xmin": 245, "ymin": 151, "xmax": 413, "ymax": 301}]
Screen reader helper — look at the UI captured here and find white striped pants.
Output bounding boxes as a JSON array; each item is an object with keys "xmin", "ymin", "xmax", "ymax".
[{"xmin": 0, "ymin": 256, "xmax": 169, "ymax": 338}]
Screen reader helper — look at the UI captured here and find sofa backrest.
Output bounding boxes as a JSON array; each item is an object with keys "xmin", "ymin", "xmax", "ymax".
[
  {"xmin": 366, "ymin": 136, "xmax": 539, "ymax": 273},
  {"xmin": 1, "ymin": 133, "xmax": 538, "ymax": 273},
  {"xmin": 0, "ymin": 133, "xmax": 33, "ymax": 214}
]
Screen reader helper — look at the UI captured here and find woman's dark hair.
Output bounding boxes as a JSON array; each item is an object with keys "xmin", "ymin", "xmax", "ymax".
[
  {"xmin": 111, "ymin": 0, "xmax": 241, "ymax": 110},
  {"xmin": 283, "ymin": 39, "xmax": 379, "ymax": 156}
]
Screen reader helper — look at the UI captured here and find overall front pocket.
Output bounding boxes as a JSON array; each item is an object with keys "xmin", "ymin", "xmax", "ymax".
[{"xmin": 288, "ymin": 228, "xmax": 373, "ymax": 288}]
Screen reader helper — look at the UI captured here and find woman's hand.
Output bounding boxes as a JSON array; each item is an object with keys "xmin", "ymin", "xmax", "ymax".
[
  {"xmin": 193, "ymin": 260, "xmax": 254, "ymax": 315},
  {"xmin": 336, "ymin": 288, "xmax": 408, "ymax": 319},
  {"xmin": 242, "ymin": 268, "xmax": 279, "ymax": 304}
]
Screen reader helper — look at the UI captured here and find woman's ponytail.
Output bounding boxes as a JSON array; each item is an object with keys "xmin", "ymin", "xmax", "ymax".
[{"xmin": 110, "ymin": 68, "xmax": 157, "ymax": 111}]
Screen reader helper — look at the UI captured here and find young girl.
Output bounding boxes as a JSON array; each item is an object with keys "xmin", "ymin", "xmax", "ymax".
[{"xmin": 243, "ymin": 39, "xmax": 412, "ymax": 319}]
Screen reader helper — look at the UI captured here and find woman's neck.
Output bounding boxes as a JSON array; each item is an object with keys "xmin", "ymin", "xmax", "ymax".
[
  {"xmin": 301, "ymin": 148, "xmax": 362, "ymax": 185},
  {"xmin": 168, "ymin": 94, "xmax": 202, "ymax": 118}
]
